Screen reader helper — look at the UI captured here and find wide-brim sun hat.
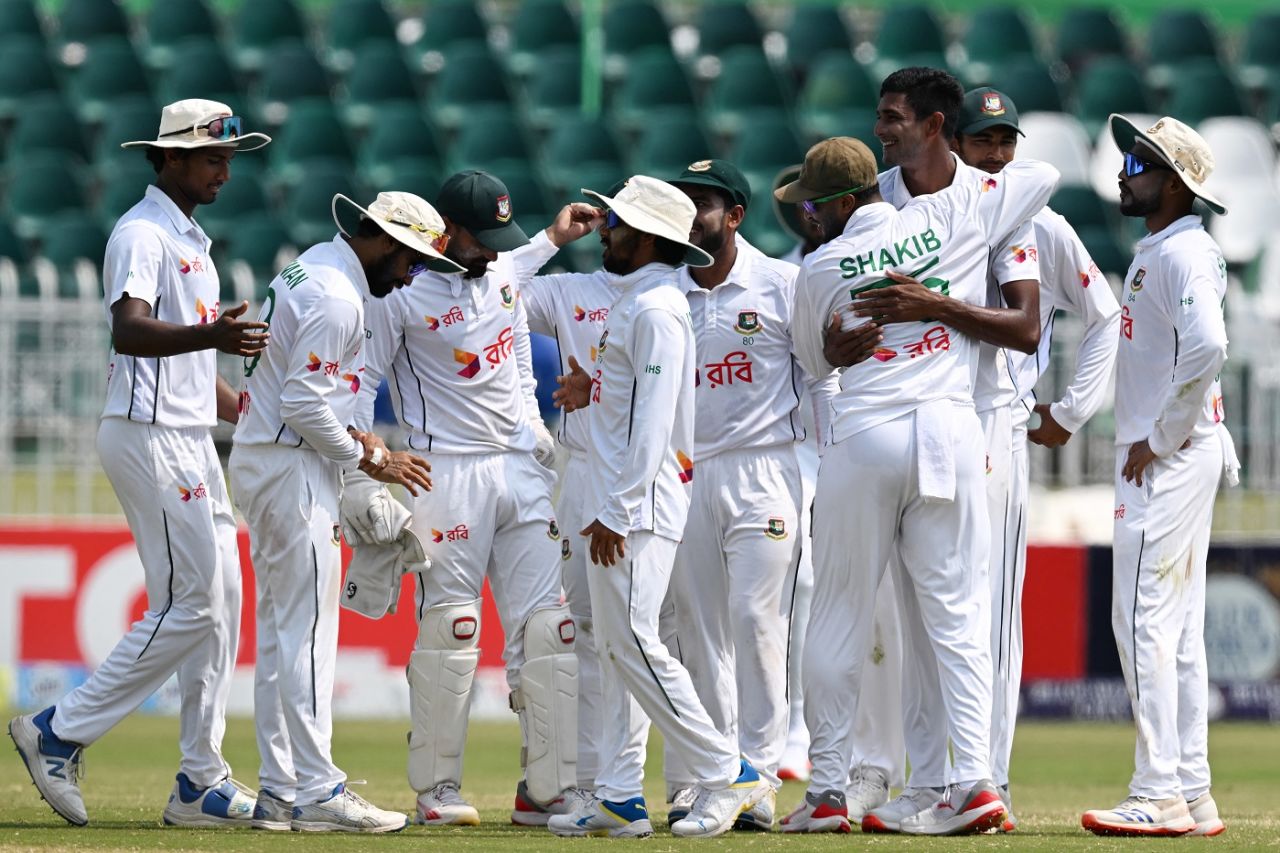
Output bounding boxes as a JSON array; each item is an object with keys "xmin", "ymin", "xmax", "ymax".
[
  {"xmin": 1109, "ymin": 113, "xmax": 1227, "ymax": 215},
  {"xmin": 120, "ymin": 99, "xmax": 271, "ymax": 151},
  {"xmin": 331, "ymin": 191, "xmax": 466, "ymax": 274},
  {"xmin": 582, "ymin": 175, "xmax": 714, "ymax": 268}
]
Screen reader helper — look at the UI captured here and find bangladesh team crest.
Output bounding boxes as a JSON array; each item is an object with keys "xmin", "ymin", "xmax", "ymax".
[
  {"xmin": 765, "ymin": 517, "xmax": 787, "ymax": 540},
  {"xmin": 496, "ymin": 194, "xmax": 512, "ymax": 222},
  {"xmin": 982, "ymin": 93, "xmax": 1005, "ymax": 116},
  {"xmin": 1131, "ymin": 267, "xmax": 1146, "ymax": 292},
  {"xmin": 561, "ymin": 538, "xmax": 572, "ymax": 561},
  {"xmin": 500, "ymin": 283, "xmax": 515, "ymax": 309},
  {"xmin": 597, "ymin": 329, "xmax": 609, "ymax": 357},
  {"xmin": 734, "ymin": 310, "xmax": 761, "ymax": 335},
  {"xmin": 548, "ymin": 519, "xmax": 560, "ymax": 540}
]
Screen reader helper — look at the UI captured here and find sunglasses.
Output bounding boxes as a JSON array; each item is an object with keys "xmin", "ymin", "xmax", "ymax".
[
  {"xmin": 801, "ymin": 185, "xmax": 866, "ymax": 215},
  {"xmin": 1123, "ymin": 152, "xmax": 1170, "ymax": 177},
  {"xmin": 604, "ymin": 209, "xmax": 623, "ymax": 229},
  {"xmin": 161, "ymin": 115, "xmax": 243, "ymax": 141}
]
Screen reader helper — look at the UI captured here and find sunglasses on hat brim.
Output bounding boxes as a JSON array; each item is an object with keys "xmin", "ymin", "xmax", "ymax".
[
  {"xmin": 160, "ymin": 115, "xmax": 243, "ymax": 142},
  {"xmin": 383, "ymin": 217, "xmax": 450, "ymax": 276}
]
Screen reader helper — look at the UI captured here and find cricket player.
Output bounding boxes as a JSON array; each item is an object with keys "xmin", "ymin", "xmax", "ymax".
[
  {"xmin": 230, "ymin": 190, "xmax": 445, "ymax": 833},
  {"xmin": 352, "ymin": 171, "xmax": 599, "ymax": 827},
  {"xmin": 1081, "ymin": 115, "xmax": 1235, "ymax": 838},
  {"xmin": 9, "ymin": 99, "xmax": 270, "ymax": 828},
  {"xmin": 952, "ymin": 87, "xmax": 1121, "ymax": 826},
  {"xmin": 547, "ymin": 176, "xmax": 769, "ymax": 838},
  {"xmin": 780, "ymin": 136, "xmax": 1058, "ymax": 835}
]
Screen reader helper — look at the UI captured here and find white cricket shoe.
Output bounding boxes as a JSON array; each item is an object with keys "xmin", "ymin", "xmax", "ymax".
[
  {"xmin": 547, "ymin": 795, "xmax": 654, "ymax": 837},
  {"xmin": 845, "ymin": 763, "xmax": 890, "ymax": 823},
  {"xmin": 861, "ymin": 786, "xmax": 942, "ymax": 833},
  {"xmin": 665, "ymin": 786, "xmax": 696, "ymax": 827},
  {"xmin": 251, "ymin": 788, "xmax": 294, "ymax": 831},
  {"xmin": 779, "ymin": 789, "xmax": 852, "ymax": 834},
  {"xmin": 510, "ymin": 780, "xmax": 591, "ymax": 826},
  {"xmin": 1187, "ymin": 792, "xmax": 1226, "ymax": 836},
  {"xmin": 777, "ymin": 735, "xmax": 810, "ymax": 782},
  {"xmin": 670, "ymin": 760, "xmax": 769, "ymax": 838},
  {"xmin": 416, "ymin": 782, "xmax": 480, "ymax": 826},
  {"xmin": 162, "ymin": 773, "xmax": 254, "ymax": 827},
  {"xmin": 8, "ymin": 707, "xmax": 88, "ymax": 826},
  {"xmin": 292, "ymin": 783, "xmax": 408, "ymax": 833},
  {"xmin": 900, "ymin": 779, "xmax": 1008, "ymax": 835},
  {"xmin": 995, "ymin": 783, "xmax": 1017, "ymax": 832},
  {"xmin": 1081, "ymin": 794, "xmax": 1195, "ymax": 837},
  {"xmin": 733, "ymin": 785, "xmax": 775, "ymax": 831}
]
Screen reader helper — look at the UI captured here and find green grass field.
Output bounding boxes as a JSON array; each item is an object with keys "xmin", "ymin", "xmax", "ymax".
[{"xmin": 1, "ymin": 716, "xmax": 1277, "ymax": 850}]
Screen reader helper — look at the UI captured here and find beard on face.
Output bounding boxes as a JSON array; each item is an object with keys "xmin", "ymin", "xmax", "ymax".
[
  {"xmin": 1119, "ymin": 183, "xmax": 1161, "ymax": 217},
  {"xmin": 600, "ymin": 227, "xmax": 635, "ymax": 274},
  {"xmin": 694, "ymin": 221, "xmax": 727, "ymax": 256},
  {"xmin": 365, "ymin": 248, "xmax": 407, "ymax": 298}
]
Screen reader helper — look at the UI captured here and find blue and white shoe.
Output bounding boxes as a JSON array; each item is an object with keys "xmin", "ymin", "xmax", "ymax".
[
  {"xmin": 252, "ymin": 788, "xmax": 294, "ymax": 831},
  {"xmin": 162, "ymin": 772, "xmax": 255, "ymax": 827},
  {"xmin": 8, "ymin": 706, "xmax": 88, "ymax": 826},
  {"xmin": 292, "ymin": 783, "xmax": 409, "ymax": 833},
  {"xmin": 670, "ymin": 759, "xmax": 769, "ymax": 838},
  {"xmin": 547, "ymin": 795, "xmax": 654, "ymax": 838}
]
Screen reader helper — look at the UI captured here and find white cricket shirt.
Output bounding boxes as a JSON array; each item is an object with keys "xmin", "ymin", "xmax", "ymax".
[
  {"xmin": 102, "ymin": 185, "xmax": 221, "ymax": 428},
  {"xmin": 1114, "ymin": 215, "xmax": 1228, "ymax": 456},
  {"xmin": 232, "ymin": 235, "xmax": 367, "ymax": 471},
  {"xmin": 583, "ymin": 263, "xmax": 697, "ymax": 539}
]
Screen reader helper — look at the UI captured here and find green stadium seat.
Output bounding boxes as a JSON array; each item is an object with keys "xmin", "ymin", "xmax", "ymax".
[
  {"xmin": 798, "ymin": 106, "xmax": 879, "ymax": 151},
  {"xmin": 1055, "ymin": 8, "xmax": 1127, "ymax": 73},
  {"xmin": 231, "ymin": 0, "xmax": 308, "ymax": 73},
  {"xmin": 610, "ymin": 46, "xmax": 696, "ymax": 134},
  {"xmin": 9, "ymin": 95, "xmax": 88, "ymax": 160},
  {"xmin": 508, "ymin": 0, "xmax": 579, "ymax": 79},
  {"xmin": 224, "ymin": 212, "xmax": 294, "ymax": 299},
  {"xmin": 730, "ymin": 113, "xmax": 804, "ymax": 173},
  {"xmin": 157, "ymin": 38, "xmax": 243, "ymax": 108},
  {"xmin": 1145, "ymin": 11, "xmax": 1219, "ymax": 92},
  {"xmin": 269, "ymin": 100, "xmax": 356, "ymax": 186},
  {"xmin": 1075, "ymin": 57, "xmax": 1151, "ymax": 139},
  {"xmin": 976, "ymin": 59, "xmax": 1063, "ymax": 113},
  {"xmin": 409, "ymin": 0, "xmax": 489, "ymax": 73},
  {"xmin": 142, "ymin": 0, "xmax": 219, "ymax": 70},
  {"xmin": 602, "ymin": 1, "xmax": 669, "ymax": 64},
  {"xmin": 630, "ymin": 113, "xmax": 713, "ymax": 177},
  {"xmin": 0, "ymin": 36, "xmax": 58, "ymax": 119},
  {"xmin": 426, "ymin": 43, "xmax": 512, "ymax": 132},
  {"xmin": 339, "ymin": 42, "xmax": 419, "ymax": 131},
  {"xmin": 782, "ymin": 6, "xmax": 851, "ymax": 76},
  {"xmin": 57, "ymin": 0, "xmax": 129, "ymax": 50},
  {"xmin": 96, "ymin": 161, "xmax": 157, "ymax": 228},
  {"xmin": 797, "ymin": 51, "xmax": 876, "ymax": 140},
  {"xmin": 520, "ymin": 46, "xmax": 581, "ymax": 132},
  {"xmin": 357, "ymin": 103, "xmax": 444, "ymax": 187},
  {"xmin": 873, "ymin": 6, "xmax": 946, "ymax": 72},
  {"xmin": 692, "ymin": 2, "xmax": 762, "ymax": 57},
  {"xmin": 739, "ymin": 197, "xmax": 794, "ymax": 259},
  {"xmin": 1076, "ymin": 225, "xmax": 1129, "ymax": 278},
  {"xmin": 0, "ymin": 0, "xmax": 45, "ymax": 40},
  {"xmin": 198, "ymin": 175, "xmax": 272, "ymax": 242},
  {"xmin": 1240, "ymin": 11, "xmax": 1280, "ymax": 94},
  {"xmin": 255, "ymin": 42, "xmax": 332, "ymax": 124},
  {"xmin": 5, "ymin": 156, "xmax": 88, "ymax": 239},
  {"xmin": 491, "ymin": 165, "xmax": 553, "ymax": 226},
  {"xmin": 69, "ymin": 38, "xmax": 152, "ymax": 125},
  {"xmin": 1162, "ymin": 61, "xmax": 1245, "ymax": 125},
  {"xmin": 446, "ymin": 106, "xmax": 532, "ymax": 174},
  {"xmin": 959, "ymin": 6, "xmax": 1037, "ymax": 86},
  {"xmin": 704, "ymin": 46, "xmax": 790, "ymax": 139},
  {"xmin": 0, "ymin": 217, "xmax": 30, "ymax": 264},
  {"xmin": 284, "ymin": 165, "xmax": 362, "ymax": 247},
  {"xmin": 36, "ymin": 211, "xmax": 107, "ymax": 271},
  {"xmin": 539, "ymin": 115, "xmax": 623, "ymax": 197},
  {"xmin": 323, "ymin": 0, "xmax": 398, "ymax": 73},
  {"xmin": 92, "ymin": 96, "xmax": 160, "ymax": 170},
  {"xmin": 366, "ymin": 157, "xmax": 442, "ymax": 198},
  {"xmin": 1050, "ymin": 186, "xmax": 1115, "ymax": 230}
]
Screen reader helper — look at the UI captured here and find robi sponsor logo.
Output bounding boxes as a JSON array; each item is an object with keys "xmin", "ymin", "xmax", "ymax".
[
  {"xmin": 178, "ymin": 257, "xmax": 205, "ymax": 275},
  {"xmin": 178, "ymin": 483, "xmax": 207, "ymax": 502},
  {"xmin": 676, "ymin": 450, "xmax": 694, "ymax": 484},
  {"xmin": 194, "ymin": 298, "xmax": 219, "ymax": 324}
]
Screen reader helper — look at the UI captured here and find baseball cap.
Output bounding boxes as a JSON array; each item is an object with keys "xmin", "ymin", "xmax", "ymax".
[
  {"xmin": 670, "ymin": 159, "xmax": 751, "ymax": 210},
  {"xmin": 120, "ymin": 99, "xmax": 271, "ymax": 151},
  {"xmin": 957, "ymin": 87, "xmax": 1023, "ymax": 137},
  {"xmin": 434, "ymin": 170, "xmax": 530, "ymax": 252},
  {"xmin": 1110, "ymin": 113, "xmax": 1227, "ymax": 215},
  {"xmin": 773, "ymin": 137, "xmax": 878, "ymax": 204},
  {"xmin": 331, "ymin": 191, "xmax": 465, "ymax": 274},
  {"xmin": 582, "ymin": 175, "xmax": 714, "ymax": 268}
]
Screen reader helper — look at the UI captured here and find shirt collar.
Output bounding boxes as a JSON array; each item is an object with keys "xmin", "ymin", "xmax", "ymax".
[
  {"xmin": 840, "ymin": 201, "xmax": 896, "ymax": 237},
  {"xmin": 886, "ymin": 152, "xmax": 964, "ymax": 205},
  {"xmin": 144, "ymin": 184, "xmax": 209, "ymax": 248},
  {"xmin": 329, "ymin": 233, "xmax": 371, "ymax": 298},
  {"xmin": 1136, "ymin": 215, "xmax": 1204, "ymax": 250},
  {"xmin": 614, "ymin": 262, "xmax": 677, "ymax": 292},
  {"xmin": 678, "ymin": 235, "xmax": 754, "ymax": 295}
]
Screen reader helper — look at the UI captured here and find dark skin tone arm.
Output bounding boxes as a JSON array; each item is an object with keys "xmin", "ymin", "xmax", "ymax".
[{"xmin": 111, "ymin": 297, "xmax": 269, "ymax": 358}]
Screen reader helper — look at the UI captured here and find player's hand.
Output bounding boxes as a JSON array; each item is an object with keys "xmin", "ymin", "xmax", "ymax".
[
  {"xmin": 547, "ymin": 203, "xmax": 606, "ymax": 247},
  {"xmin": 368, "ymin": 451, "xmax": 433, "ymax": 496},
  {"xmin": 207, "ymin": 300, "xmax": 270, "ymax": 357},
  {"xmin": 351, "ymin": 429, "xmax": 390, "ymax": 471},
  {"xmin": 1027, "ymin": 404, "xmax": 1074, "ymax": 448},
  {"xmin": 822, "ymin": 311, "xmax": 883, "ymax": 368},
  {"xmin": 1123, "ymin": 437, "xmax": 1191, "ymax": 486},
  {"xmin": 581, "ymin": 519, "xmax": 626, "ymax": 567},
  {"xmin": 851, "ymin": 269, "xmax": 946, "ymax": 324},
  {"xmin": 554, "ymin": 354, "xmax": 593, "ymax": 412}
]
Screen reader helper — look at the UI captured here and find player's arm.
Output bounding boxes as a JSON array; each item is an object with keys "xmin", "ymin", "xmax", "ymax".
[
  {"xmin": 793, "ymin": 256, "xmax": 883, "ymax": 375},
  {"xmin": 352, "ymin": 292, "xmax": 404, "ymax": 433},
  {"xmin": 215, "ymin": 374, "xmax": 239, "ymax": 424},
  {"xmin": 510, "ymin": 203, "xmax": 604, "ymax": 284}
]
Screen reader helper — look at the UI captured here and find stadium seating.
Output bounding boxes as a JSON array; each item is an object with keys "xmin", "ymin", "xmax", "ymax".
[
  {"xmin": 230, "ymin": 0, "xmax": 308, "ymax": 73},
  {"xmin": 338, "ymin": 41, "xmax": 420, "ymax": 131},
  {"xmin": 507, "ymin": 0, "xmax": 579, "ymax": 80},
  {"xmin": 141, "ymin": 0, "xmax": 219, "ymax": 70},
  {"xmin": 781, "ymin": 6, "xmax": 851, "ymax": 77},
  {"xmin": 322, "ymin": 0, "xmax": 398, "ymax": 73}
]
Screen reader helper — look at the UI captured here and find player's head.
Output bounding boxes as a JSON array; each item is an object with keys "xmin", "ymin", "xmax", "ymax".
[
  {"xmin": 435, "ymin": 170, "xmax": 530, "ymax": 278},
  {"xmin": 333, "ymin": 191, "xmax": 463, "ymax": 297},
  {"xmin": 771, "ymin": 164, "xmax": 823, "ymax": 253},
  {"xmin": 670, "ymin": 159, "xmax": 751, "ymax": 259},
  {"xmin": 952, "ymin": 87, "xmax": 1023, "ymax": 175},
  {"xmin": 773, "ymin": 137, "xmax": 881, "ymax": 245},
  {"xmin": 582, "ymin": 176, "xmax": 713, "ymax": 274},
  {"xmin": 122, "ymin": 99, "xmax": 271, "ymax": 208},
  {"xmin": 1111, "ymin": 114, "xmax": 1227, "ymax": 219},
  {"xmin": 876, "ymin": 67, "xmax": 964, "ymax": 169}
]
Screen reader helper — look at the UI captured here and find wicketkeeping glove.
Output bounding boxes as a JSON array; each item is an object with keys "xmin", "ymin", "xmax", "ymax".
[
  {"xmin": 530, "ymin": 417, "xmax": 557, "ymax": 469},
  {"xmin": 340, "ymin": 469, "xmax": 412, "ymax": 546}
]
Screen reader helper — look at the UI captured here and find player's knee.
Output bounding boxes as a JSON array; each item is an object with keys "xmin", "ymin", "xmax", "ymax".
[
  {"xmin": 417, "ymin": 599, "xmax": 482, "ymax": 651},
  {"xmin": 523, "ymin": 605, "xmax": 576, "ymax": 659}
]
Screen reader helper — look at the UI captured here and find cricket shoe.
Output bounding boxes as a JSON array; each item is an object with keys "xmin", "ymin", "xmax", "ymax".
[
  {"xmin": 416, "ymin": 782, "xmax": 480, "ymax": 826},
  {"xmin": 8, "ymin": 707, "xmax": 88, "ymax": 826},
  {"xmin": 733, "ymin": 785, "xmax": 775, "ymax": 831},
  {"xmin": 861, "ymin": 786, "xmax": 942, "ymax": 833},
  {"xmin": 1187, "ymin": 792, "xmax": 1226, "ymax": 836},
  {"xmin": 162, "ymin": 773, "xmax": 254, "ymax": 827},
  {"xmin": 995, "ymin": 783, "xmax": 1018, "ymax": 832},
  {"xmin": 846, "ymin": 763, "xmax": 890, "ymax": 823},
  {"xmin": 665, "ymin": 786, "xmax": 696, "ymax": 827},
  {"xmin": 1081, "ymin": 795, "xmax": 1195, "ymax": 837},
  {"xmin": 670, "ymin": 759, "xmax": 769, "ymax": 838},
  {"xmin": 251, "ymin": 788, "xmax": 293, "ymax": 831},
  {"xmin": 292, "ymin": 783, "xmax": 408, "ymax": 833},
  {"xmin": 547, "ymin": 795, "xmax": 653, "ymax": 838},
  {"xmin": 899, "ymin": 779, "xmax": 1008, "ymax": 835},
  {"xmin": 511, "ymin": 780, "xmax": 591, "ymax": 826},
  {"xmin": 779, "ymin": 789, "xmax": 851, "ymax": 834},
  {"xmin": 777, "ymin": 736, "xmax": 810, "ymax": 782}
]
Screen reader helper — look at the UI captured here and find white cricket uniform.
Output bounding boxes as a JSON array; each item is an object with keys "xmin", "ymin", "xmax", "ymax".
[
  {"xmin": 580, "ymin": 261, "xmax": 742, "ymax": 801},
  {"xmin": 355, "ymin": 234, "xmax": 563, "ymax": 791},
  {"xmin": 53, "ymin": 185, "xmax": 241, "ymax": 788},
  {"xmin": 876, "ymin": 157, "xmax": 1042, "ymax": 789},
  {"xmin": 518, "ymin": 253, "xmax": 619, "ymax": 789},
  {"xmin": 664, "ymin": 236, "xmax": 835, "ymax": 790},
  {"xmin": 791, "ymin": 160, "xmax": 1059, "ymax": 795},
  {"xmin": 1111, "ymin": 215, "xmax": 1232, "ymax": 801},
  {"xmin": 230, "ymin": 236, "xmax": 370, "ymax": 805}
]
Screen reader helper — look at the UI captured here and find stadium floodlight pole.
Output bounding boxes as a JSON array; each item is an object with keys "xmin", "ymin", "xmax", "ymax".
[{"xmin": 580, "ymin": 0, "xmax": 603, "ymax": 117}]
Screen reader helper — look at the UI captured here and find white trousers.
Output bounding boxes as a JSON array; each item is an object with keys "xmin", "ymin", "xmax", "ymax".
[
  {"xmin": 590, "ymin": 531, "xmax": 740, "ymax": 801},
  {"xmin": 229, "ymin": 445, "xmax": 345, "ymax": 805},
  {"xmin": 54, "ymin": 418, "xmax": 240, "ymax": 788},
  {"xmin": 668, "ymin": 445, "xmax": 800, "ymax": 788},
  {"xmin": 804, "ymin": 407, "xmax": 994, "ymax": 794},
  {"xmin": 1112, "ymin": 434, "xmax": 1222, "ymax": 800}
]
